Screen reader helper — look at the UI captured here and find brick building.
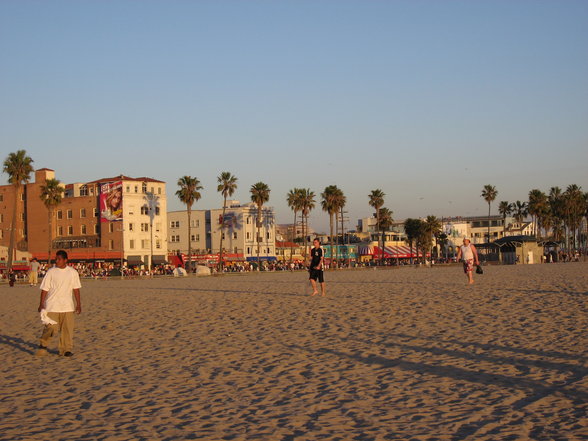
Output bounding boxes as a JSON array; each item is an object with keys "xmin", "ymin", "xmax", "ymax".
[{"xmin": 0, "ymin": 168, "xmax": 168, "ymax": 266}]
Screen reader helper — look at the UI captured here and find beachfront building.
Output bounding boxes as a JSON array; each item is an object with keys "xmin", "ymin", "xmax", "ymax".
[
  {"xmin": 0, "ymin": 168, "xmax": 168, "ymax": 267},
  {"xmin": 167, "ymin": 200, "xmax": 277, "ymax": 265}
]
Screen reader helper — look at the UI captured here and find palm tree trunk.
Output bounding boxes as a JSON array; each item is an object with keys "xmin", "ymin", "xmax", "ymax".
[
  {"xmin": 219, "ymin": 197, "xmax": 227, "ymax": 273},
  {"xmin": 376, "ymin": 208, "xmax": 381, "ymax": 266},
  {"xmin": 329, "ymin": 213, "xmax": 334, "ymax": 269},
  {"xmin": 340, "ymin": 206, "xmax": 345, "ymax": 267},
  {"xmin": 334, "ymin": 211, "xmax": 339, "ymax": 268},
  {"xmin": 290, "ymin": 211, "xmax": 296, "ymax": 265},
  {"xmin": 187, "ymin": 207, "xmax": 192, "ymax": 273},
  {"xmin": 7, "ymin": 185, "xmax": 19, "ymax": 271},
  {"xmin": 256, "ymin": 205, "xmax": 261, "ymax": 271},
  {"xmin": 487, "ymin": 202, "xmax": 491, "ymax": 244},
  {"xmin": 47, "ymin": 208, "xmax": 53, "ymax": 265}
]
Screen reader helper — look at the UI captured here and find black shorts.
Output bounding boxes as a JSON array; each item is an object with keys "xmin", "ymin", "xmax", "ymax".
[{"xmin": 309, "ymin": 269, "xmax": 324, "ymax": 283}]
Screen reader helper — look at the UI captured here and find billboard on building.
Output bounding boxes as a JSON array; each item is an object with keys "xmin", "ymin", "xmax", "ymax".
[{"xmin": 100, "ymin": 181, "xmax": 123, "ymax": 222}]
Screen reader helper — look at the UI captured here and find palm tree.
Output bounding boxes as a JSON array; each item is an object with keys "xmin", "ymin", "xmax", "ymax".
[
  {"xmin": 287, "ymin": 188, "xmax": 303, "ymax": 264},
  {"xmin": 321, "ymin": 185, "xmax": 339, "ymax": 269},
  {"xmin": 331, "ymin": 186, "xmax": 345, "ymax": 268},
  {"xmin": 549, "ymin": 187, "xmax": 564, "ymax": 243},
  {"xmin": 404, "ymin": 218, "xmax": 422, "ymax": 264},
  {"xmin": 481, "ymin": 185, "xmax": 498, "ymax": 243},
  {"xmin": 498, "ymin": 201, "xmax": 513, "ymax": 236},
  {"xmin": 528, "ymin": 189, "xmax": 548, "ymax": 239},
  {"xmin": 175, "ymin": 176, "xmax": 203, "ymax": 273},
  {"xmin": 563, "ymin": 184, "xmax": 584, "ymax": 250},
  {"xmin": 424, "ymin": 215, "xmax": 442, "ymax": 261},
  {"xmin": 3, "ymin": 150, "xmax": 34, "ymax": 271},
  {"xmin": 378, "ymin": 207, "xmax": 393, "ymax": 263},
  {"xmin": 217, "ymin": 172, "xmax": 238, "ymax": 273},
  {"xmin": 299, "ymin": 188, "xmax": 315, "ymax": 262},
  {"xmin": 39, "ymin": 178, "xmax": 65, "ymax": 265},
  {"xmin": 250, "ymin": 182, "xmax": 270, "ymax": 271},
  {"xmin": 513, "ymin": 200, "xmax": 528, "ymax": 224},
  {"xmin": 368, "ymin": 189, "xmax": 385, "ymax": 265}
]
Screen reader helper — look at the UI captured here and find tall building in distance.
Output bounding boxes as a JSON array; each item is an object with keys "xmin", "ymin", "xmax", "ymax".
[
  {"xmin": 168, "ymin": 200, "xmax": 276, "ymax": 264},
  {"xmin": 0, "ymin": 168, "xmax": 168, "ymax": 266}
]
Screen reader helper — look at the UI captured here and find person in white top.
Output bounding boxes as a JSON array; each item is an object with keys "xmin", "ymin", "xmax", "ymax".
[
  {"xmin": 456, "ymin": 237, "xmax": 479, "ymax": 285},
  {"xmin": 36, "ymin": 250, "xmax": 82, "ymax": 357}
]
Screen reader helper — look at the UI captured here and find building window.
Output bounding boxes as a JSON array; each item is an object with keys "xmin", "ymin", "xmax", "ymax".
[
  {"xmin": 126, "ymin": 186, "xmax": 130, "ymax": 193},
  {"xmin": 246, "ymin": 232, "xmax": 251, "ymax": 240},
  {"xmin": 129, "ymin": 223, "xmax": 134, "ymax": 231},
  {"xmin": 0, "ymin": 230, "xmax": 2, "ymax": 239},
  {"xmin": 150, "ymin": 187, "xmax": 154, "ymax": 193},
  {"xmin": 128, "ymin": 205, "xmax": 134, "ymax": 215},
  {"xmin": 20, "ymin": 193, "xmax": 25, "ymax": 201},
  {"xmin": 141, "ymin": 239, "xmax": 149, "ymax": 248},
  {"xmin": 247, "ymin": 247, "xmax": 251, "ymax": 254},
  {"xmin": 0, "ymin": 194, "xmax": 3, "ymax": 202},
  {"xmin": 141, "ymin": 206, "xmax": 149, "ymax": 215},
  {"xmin": 247, "ymin": 216, "xmax": 251, "ymax": 224},
  {"xmin": 142, "ymin": 183, "xmax": 147, "ymax": 193},
  {"xmin": 108, "ymin": 240, "xmax": 114, "ymax": 250},
  {"xmin": 109, "ymin": 223, "xmax": 114, "ymax": 233},
  {"xmin": 57, "ymin": 210, "xmax": 63, "ymax": 220},
  {"xmin": 68, "ymin": 226, "xmax": 73, "ymax": 235},
  {"xmin": 158, "ymin": 187, "xmax": 161, "ymax": 195},
  {"xmin": 80, "ymin": 208, "xmax": 87, "ymax": 218},
  {"xmin": 171, "ymin": 221, "xmax": 180, "ymax": 228},
  {"xmin": 191, "ymin": 234, "xmax": 200, "ymax": 242},
  {"xmin": 266, "ymin": 232, "xmax": 271, "ymax": 239},
  {"xmin": 155, "ymin": 207, "xmax": 160, "ymax": 215},
  {"xmin": 67, "ymin": 209, "xmax": 73, "ymax": 219},
  {"xmin": 141, "ymin": 223, "xmax": 149, "ymax": 232},
  {"xmin": 156, "ymin": 239, "xmax": 161, "ymax": 249},
  {"xmin": 0, "ymin": 214, "xmax": 3, "ymax": 222},
  {"xmin": 129, "ymin": 239, "xmax": 135, "ymax": 249},
  {"xmin": 94, "ymin": 208, "xmax": 99, "ymax": 217},
  {"xmin": 94, "ymin": 224, "xmax": 99, "ymax": 234},
  {"xmin": 81, "ymin": 224, "xmax": 87, "ymax": 234},
  {"xmin": 233, "ymin": 232, "xmax": 238, "ymax": 239},
  {"xmin": 222, "ymin": 233, "xmax": 225, "ymax": 240},
  {"xmin": 58, "ymin": 226, "xmax": 63, "ymax": 236},
  {"xmin": 234, "ymin": 247, "xmax": 238, "ymax": 254},
  {"xmin": 155, "ymin": 222, "xmax": 161, "ymax": 232}
]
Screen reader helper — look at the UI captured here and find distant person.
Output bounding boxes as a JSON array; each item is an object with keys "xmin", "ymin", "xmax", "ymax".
[
  {"xmin": 29, "ymin": 258, "xmax": 40, "ymax": 286},
  {"xmin": 36, "ymin": 250, "xmax": 82, "ymax": 357},
  {"xmin": 456, "ymin": 237, "xmax": 479, "ymax": 285},
  {"xmin": 309, "ymin": 238, "xmax": 326, "ymax": 296}
]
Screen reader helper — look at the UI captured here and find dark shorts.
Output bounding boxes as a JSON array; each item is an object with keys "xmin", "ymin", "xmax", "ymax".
[{"xmin": 309, "ymin": 269, "xmax": 324, "ymax": 283}]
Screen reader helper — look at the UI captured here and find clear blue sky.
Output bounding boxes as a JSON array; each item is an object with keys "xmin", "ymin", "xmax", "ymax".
[{"xmin": 1, "ymin": 0, "xmax": 587, "ymax": 232}]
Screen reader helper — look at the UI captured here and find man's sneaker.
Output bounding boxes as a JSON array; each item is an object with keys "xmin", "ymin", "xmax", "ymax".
[
  {"xmin": 36, "ymin": 345, "xmax": 48, "ymax": 356},
  {"xmin": 63, "ymin": 351, "xmax": 73, "ymax": 357}
]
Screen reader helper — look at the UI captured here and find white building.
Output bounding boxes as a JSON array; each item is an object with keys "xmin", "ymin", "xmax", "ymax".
[{"xmin": 168, "ymin": 200, "xmax": 276, "ymax": 263}]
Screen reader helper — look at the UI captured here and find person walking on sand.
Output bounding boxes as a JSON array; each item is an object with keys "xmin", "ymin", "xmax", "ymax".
[
  {"xmin": 36, "ymin": 250, "xmax": 82, "ymax": 357},
  {"xmin": 29, "ymin": 257, "xmax": 40, "ymax": 286},
  {"xmin": 456, "ymin": 237, "xmax": 479, "ymax": 285},
  {"xmin": 309, "ymin": 238, "xmax": 326, "ymax": 296}
]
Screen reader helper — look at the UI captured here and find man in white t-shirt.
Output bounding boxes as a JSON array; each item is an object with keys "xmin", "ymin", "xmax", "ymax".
[{"xmin": 36, "ymin": 250, "xmax": 82, "ymax": 357}]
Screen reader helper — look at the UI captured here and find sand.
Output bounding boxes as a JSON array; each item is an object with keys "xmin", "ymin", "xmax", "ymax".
[{"xmin": 0, "ymin": 263, "xmax": 587, "ymax": 441}]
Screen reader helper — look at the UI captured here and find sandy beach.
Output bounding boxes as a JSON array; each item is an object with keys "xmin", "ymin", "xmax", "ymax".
[{"xmin": 1, "ymin": 263, "xmax": 586, "ymax": 441}]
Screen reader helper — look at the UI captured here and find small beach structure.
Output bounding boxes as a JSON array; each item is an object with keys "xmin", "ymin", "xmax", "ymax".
[{"xmin": 494, "ymin": 235, "xmax": 544, "ymax": 264}]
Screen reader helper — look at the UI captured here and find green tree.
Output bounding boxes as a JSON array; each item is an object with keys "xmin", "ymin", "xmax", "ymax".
[
  {"xmin": 528, "ymin": 189, "xmax": 548, "ymax": 239},
  {"xmin": 217, "ymin": 172, "xmax": 238, "ymax": 273},
  {"xmin": 404, "ymin": 218, "xmax": 422, "ymax": 264},
  {"xmin": 39, "ymin": 178, "xmax": 65, "ymax": 265},
  {"xmin": 549, "ymin": 187, "xmax": 564, "ymax": 243},
  {"xmin": 378, "ymin": 207, "xmax": 393, "ymax": 262},
  {"xmin": 321, "ymin": 185, "xmax": 339, "ymax": 268},
  {"xmin": 3, "ymin": 150, "xmax": 34, "ymax": 271},
  {"xmin": 299, "ymin": 188, "xmax": 315, "ymax": 262},
  {"xmin": 563, "ymin": 184, "xmax": 584, "ymax": 250},
  {"xmin": 176, "ymin": 176, "xmax": 203, "ymax": 273},
  {"xmin": 287, "ymin": 188, "xmax": 303, "ymax": 264},
  {"xmin": 250, "ymin": 182, "xmax": 271, "ymax": 271},
  {"xmin": 481, "ymin": 185, "xmax": 498, "ymax": 243},
  {"xmin": 368, "ymin": 189, "xmax": 385, "ymax": 265},
  {"xmin": 498, "ymin": 201, "xmax": 513, "ymax": 236},
  {"xmin": 513, "ymin": 200, "xmax": 528, "ymax": 224},
  {"xmin": 423, "ymin": 215, "xmax": 442, "ymax": 260}
]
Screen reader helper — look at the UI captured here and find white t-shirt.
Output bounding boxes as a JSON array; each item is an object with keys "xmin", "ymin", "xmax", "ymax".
[{"xmin": 40, "ymin": 266, "xmax": 82, "ymax": 313}]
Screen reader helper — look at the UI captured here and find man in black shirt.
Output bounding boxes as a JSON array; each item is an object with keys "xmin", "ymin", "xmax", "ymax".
[{"xmin": 309, "ymin": 238, "xmax": 326, "ymax": 296}]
